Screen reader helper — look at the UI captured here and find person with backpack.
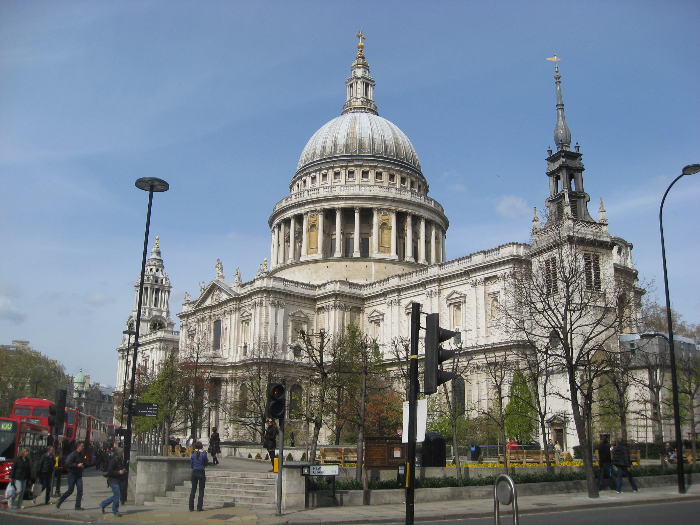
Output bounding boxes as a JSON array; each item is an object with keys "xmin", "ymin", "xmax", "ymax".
[
  {"xmin": 612, "ymin": 438, "xmax": 639, "ymax": 493},
  {"xmin": 100, "ymin": 448, "xmax": 125, "ymax": 517},
  {"xmin": 37, "ymin": 446, "xmax": 56, "ymax": 505}
]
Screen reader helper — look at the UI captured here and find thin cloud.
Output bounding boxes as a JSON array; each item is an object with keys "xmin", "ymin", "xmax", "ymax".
[
  {"xmin": 0, "ymin": 296, "xmax": 27, "ymax": 325},
  {"xmin": 84, "ymin": 292, "xmax": 116, "ymax": 307},
  {"xmin": 496, "ymin": 195, "xmax": 530, "ymax": 220}
]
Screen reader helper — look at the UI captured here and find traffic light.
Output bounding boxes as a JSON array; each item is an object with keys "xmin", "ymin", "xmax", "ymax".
[
  {"xmin": 55, "ymin": 389, "xmax": 67, "ymax": 434},
  {"xmin": 267, "ymin": 382, "xmax": 286, "ymax": 419},
  {"xmin": 424, "ymin": 313, "xmax": 457, "ymax": 394},
  {"xmin": 48, "ymin": 404, "xmax": 57, "ymax": 428}
]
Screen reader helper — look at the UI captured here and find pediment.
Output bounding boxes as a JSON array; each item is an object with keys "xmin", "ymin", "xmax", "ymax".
[
  {"xmin": 367, "ymin": 309, "xmax": 384, "ymax": 322},
  {"xmin": 194, "ymin": 281, "xmax": 236, "ymax": 308},
  {"xmin": 445, "ymin": 290, "xmax": 466, "ymax": 304},
  {"xmin": 288, "ymin": 309, "xmax": 310, "ymax": 321}
]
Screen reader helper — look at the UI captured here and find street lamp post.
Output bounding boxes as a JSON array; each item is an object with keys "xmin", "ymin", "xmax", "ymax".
[
  {"xmin": 121, "ymin": 330, "xmax": 136, "ymax": 426},
  {"xmin": 658, "ymin": 163, "xmax": 700, "ymax": 495},
  {"xmin": 123, "ymin": 177, "xmax": 169, "ymax": 502}
]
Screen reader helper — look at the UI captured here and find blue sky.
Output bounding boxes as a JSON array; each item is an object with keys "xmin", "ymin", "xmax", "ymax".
[{"xmin": 1, "ymin": 0, "xmax": 698, "ymax": 386}]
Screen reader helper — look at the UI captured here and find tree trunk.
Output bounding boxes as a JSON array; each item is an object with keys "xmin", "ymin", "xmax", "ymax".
[{"xmin": 569, "ymin": 379, "xmax": 599, "ymax": 498}]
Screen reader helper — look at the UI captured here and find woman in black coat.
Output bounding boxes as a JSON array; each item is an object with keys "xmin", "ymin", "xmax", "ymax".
[
  {"xmin": 209, "ymin": 427, "xmax": 221, "ymax": 466},
  {"xmin": 9, "ymin": 448, "xmax": 34, "ymax": 509},
  {"xmin": 264, "ymin": 419, "xmax": 279, "ymax": 470}
]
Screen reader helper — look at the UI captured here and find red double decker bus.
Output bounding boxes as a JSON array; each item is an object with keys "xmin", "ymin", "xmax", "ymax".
[
  {"xmin": 11, "ymin": 397, "xmax": 54, "ymax": 428},
  {"xmin": 0, "ymin": 417, "xmax": 50, "ymax": 488}
]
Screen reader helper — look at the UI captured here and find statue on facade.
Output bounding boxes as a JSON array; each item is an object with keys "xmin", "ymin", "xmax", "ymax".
[
  {"xmin": 200, "ymin": 282, "xmax": 206, "ymax": 295},
  {"xmin": 234, "ymin": 267, "xmax": 242, "ymax": 286},
  {"xmin": 215, "ymin": 258, "xmax": 224, "ymax": 280},
  {"xmin": 184, "ymin": 291, "xmax": 191, "ymax": 303}
]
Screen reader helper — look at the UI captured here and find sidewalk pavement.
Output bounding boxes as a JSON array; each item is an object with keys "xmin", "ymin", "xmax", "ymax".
[{"xmin": 3, "ymin": 457, "xmax": 700, "ymax": 524}]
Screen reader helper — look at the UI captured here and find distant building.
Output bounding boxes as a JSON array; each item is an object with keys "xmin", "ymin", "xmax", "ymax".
[{"xmin": 72, "ymin": 368, "xmax": 115, "ymax": 424}]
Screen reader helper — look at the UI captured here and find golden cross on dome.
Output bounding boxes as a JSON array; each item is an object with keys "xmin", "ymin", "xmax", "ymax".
[
  {"xmin": 546, "ymin": 54, "xmax": 562, "ymax": 73},
  {"xmin": 355, "ymin": 31, "xmax": 366, "ymax": 58},
  {"xmin": 155, "ymin": 235, "xmax": 159, "ymax": 248}
]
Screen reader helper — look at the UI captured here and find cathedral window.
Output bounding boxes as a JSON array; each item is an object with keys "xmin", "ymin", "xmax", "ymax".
[
  {"xmin": 400, "ymin": 176, "xmax": 407, "ymax": 187},
  {"xmin": 375, "ymin": 171, "xmax": 383, "ymax": 182},
  {"xmin": 311, "ymin": 175, "xmax": 316, "ymax": 186},
  {"xmin": 334, "ymin": 171, "xmax": 341, "ymax": 181},
  {"xmin": 410, "ymin": 180, "xmax": 415, "ymax": 190},
  {"xmin": 213, "ymin": 320, "xmax": 222, "ymax": 351},
  {"xmin": 584, "ymin": 252, "xmax": 601, "ymax": 291},
  {"xmin": 360, "ymin": 237, "xmax": 370, "ymax": 258},
  {"xmin": 289, "ymin": 384, "xmax": 304, "ymax": 419},
  {"xmin": 322, "ymin": 172, "xmax": 328, "ymax": 183},
  {"xmin": 362, "ymin": 170, "xmax": 369, "ymax": 181},
  {"xmin": 347, "ymin": 170, "xmax": 355, "ymax": 181},
  {"xmin": 545, "ymin": 257, "xmax": 558, "ymax": 295},
  {"xmin": 389, "ymin": 173, "xmax": 396, "ymax": 184},
  {"xmin": 344, "ymin": 236, "xmax": 353, "ymax": 258},
  {"xmin": 450, "ymin": 302, "xmax": 462, "ymax": 330}
]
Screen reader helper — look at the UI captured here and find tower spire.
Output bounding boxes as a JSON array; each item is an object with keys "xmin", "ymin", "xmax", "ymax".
[
  {"xmin": 342, "ymin": 31, "xmax": 378, "ymax": 115},
  {"xmin": 547, "ymin": 54, "xmax": 571, "ymax": 151}
]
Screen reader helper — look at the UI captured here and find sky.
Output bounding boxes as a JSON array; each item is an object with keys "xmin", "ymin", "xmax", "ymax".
[{"xmin": 1, "ymin": 0, "xmax": 698, "ymax": 387}]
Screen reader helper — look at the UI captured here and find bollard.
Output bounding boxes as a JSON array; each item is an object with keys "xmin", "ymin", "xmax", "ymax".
[{"xmin": 494, "ymin": 473, "xmax": 519, "ymax": 525}]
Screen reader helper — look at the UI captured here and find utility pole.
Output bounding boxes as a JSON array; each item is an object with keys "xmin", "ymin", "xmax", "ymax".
[{"xmin": 406, "ymin": 302, "xmax": 420, "ymax": 525}]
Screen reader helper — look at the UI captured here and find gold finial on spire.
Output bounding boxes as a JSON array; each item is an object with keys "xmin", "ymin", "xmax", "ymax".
[
  {"xmin": 155, "ymin": 235, "xmax": 159, "ymax": 248},
  {"xmin": 546, "ymin": 54, "xmax": 562, "ymax": 74},
  {"xmin": 355, "ymin": 30, "xmax": 366, "ymax": 58},
  {"xmin": 264, "ymin": 258, "xmax": 268, "ymax": 270}
]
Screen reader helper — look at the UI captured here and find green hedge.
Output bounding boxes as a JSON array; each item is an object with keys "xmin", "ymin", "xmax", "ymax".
[{"xmin": 308, "ymin": 463, "xmax": 700, "ymax": 491}]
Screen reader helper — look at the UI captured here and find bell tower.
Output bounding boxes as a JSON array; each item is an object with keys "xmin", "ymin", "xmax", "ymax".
[{"xmin": 543, "ymin": 56, "xmax": 593, "ymax": 226}]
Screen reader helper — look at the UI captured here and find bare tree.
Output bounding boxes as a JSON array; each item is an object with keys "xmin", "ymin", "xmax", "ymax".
[
  {"xmin": 298, "ymin": 329, "xmax": 331, "ymax": 465},
  {"xmin": 501, "ymin": 223, "xmax": 635, "ymax": 498},
  {"xmin": 387, "ymin": 336, "xmax": 411, "ymax": 401},
  {"xmin": 440, "ymin": 345, "xmax": 473, "ymax": 477},
  {"xmin": 677, "ymin": 354, "xmax": 700, "ymax": 465}
]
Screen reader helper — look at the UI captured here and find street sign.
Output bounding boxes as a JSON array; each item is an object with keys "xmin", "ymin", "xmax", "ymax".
[
  {"xmin": 301, "ymin": 465, "xmax": 339, "ymax": 476},
  {"xmin": 132, "ymin": 403, "xmax": 159, "ymax": 417}
]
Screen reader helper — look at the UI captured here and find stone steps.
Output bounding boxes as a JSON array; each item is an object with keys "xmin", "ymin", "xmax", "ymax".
[{"xmin": 145, "ymin": 470, "xmax": 277, "ymax": 509}]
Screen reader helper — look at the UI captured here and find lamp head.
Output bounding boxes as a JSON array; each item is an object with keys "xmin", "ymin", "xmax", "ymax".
[
  {"xmin": 682, "ymin": 164, "xmax": 700, "ymax": 176},
  {"xmin": 135, "ymin": 177, "xmax": 169, "ymax": 192}
]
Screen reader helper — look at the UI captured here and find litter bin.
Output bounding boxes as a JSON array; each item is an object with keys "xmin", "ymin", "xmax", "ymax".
[
  {"xmin": 422, "ymin": 433, "xmax": 447, "ymax": 467},
  {"xmin": 471, "ymin": 445, "xmax": 481, "ymax": 461}
]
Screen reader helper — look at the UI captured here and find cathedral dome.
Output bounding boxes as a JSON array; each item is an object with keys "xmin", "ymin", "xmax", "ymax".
[{"xmin": 296, "ymin": 112, "xmax": 422, "ymax": 175}]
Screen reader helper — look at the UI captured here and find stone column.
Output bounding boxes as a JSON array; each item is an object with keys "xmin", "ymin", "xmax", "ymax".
[
  {"xmin": 289, "ymin": 216, "xmax": 296, "ymax": 263},
  {"xmin": 317, "ymin": 209, "xmax": 324, "ymax": 258},
  {"xmin": 353, "ymin": 207, "xmax": 361, "ymax": 257},
  {"xmin": 390, "ymin": 210, "xmax": 397, "ymax": 258},
  {"xmin": 279, "ymin": 222, "xmax": 286, "ymax": 265},
  {"xmin": 334, "ymin": 207, "xmax": 342, "ymax": 257},
  {"xmin": 270, "ymin": 227, "xmax": 277, "ymax": 269},
  {"xmin": 406, "ymin": 213, "xmax": 414, "ymax": 262},
  {"xmin": 442, "ymin": 229, "xmax": 446, "ymax": 263},
  {"xmin": 419, "ymin": 217, "xmax": 427, "ymax": 264},
  {"xmin": 430, "ymin": 223, "xmax": 436, "ymax": 264},
  {"xmin": 372, "ymin": 208, "xmax": 379, "ymax": 256},
  {"xmin": 301, "ymin": 212, "xmax": 308, "ymax": 259}
]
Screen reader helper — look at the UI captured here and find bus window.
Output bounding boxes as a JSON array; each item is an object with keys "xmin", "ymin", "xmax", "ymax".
[
  {"xmin": 66, "ymin": 411, "xmax": 76, "ymax": 425},
  {"xmin": 14, "ymin": 407, "xmax": 31, "ymax": 416},
  {"xmin": 0, "ymin": 420, "xmax": 17, "ymax": 460},
  {"xmin": 33, "ymin": 408, "xmax": 50, "ymax": 418}
]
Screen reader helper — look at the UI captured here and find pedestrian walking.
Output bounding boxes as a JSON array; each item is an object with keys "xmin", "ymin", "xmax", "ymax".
[
  {"xmin": 597, "ymin": 437, "xmax": 612, "ymax": 491},
  {"xmin": 264, "ymin": 418, "xmax": 279, "ymax": 471},
  {"xmin": 9, "ymin": 448, "xmax": 34, "ymax": 509},
  {"xmin": 189, "ymin": 441, "xmax": 209, "ymax": 511},
  {"xmin": 209, "ymin": 427, "xmax": 221, "ymax": 465},
  {"xmin": 56, "ymin": 442, "xmax": 86, "ymax": 510},
  {"xmin": 37, "ymin": 446, "xmax": 56, "ymax": 504},
  {"xmin": 100, "ymin": 448, "xmax": 125, "ymax": 517},
  {"xmin": 612, "ymin": 438, "xmax": 639, "ymax": 493}
]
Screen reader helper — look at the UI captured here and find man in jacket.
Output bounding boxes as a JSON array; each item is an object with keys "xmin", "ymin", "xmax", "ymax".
[
  {"xmin": 37, "ymin": 446, "xmax": 56, "ymax": 504},
  {"xmin": 56, "ymin": 442, "xmax": 85, "ymax": 510},
  {"xmin": 597, "ymin": 437, "xmax": 612, "ymax": 491},
  {"xmin": 612, "ymin": 438, "xmax": 639, "ymax": 493},
  {"xmin": 100, "ymin": 448, "xmax": 125, "ymax": 517}
]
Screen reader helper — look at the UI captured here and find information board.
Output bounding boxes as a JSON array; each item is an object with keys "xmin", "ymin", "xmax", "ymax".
[{"xmin": 132, "ymin": 403, "xmax": 159, "ymax": 418}]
